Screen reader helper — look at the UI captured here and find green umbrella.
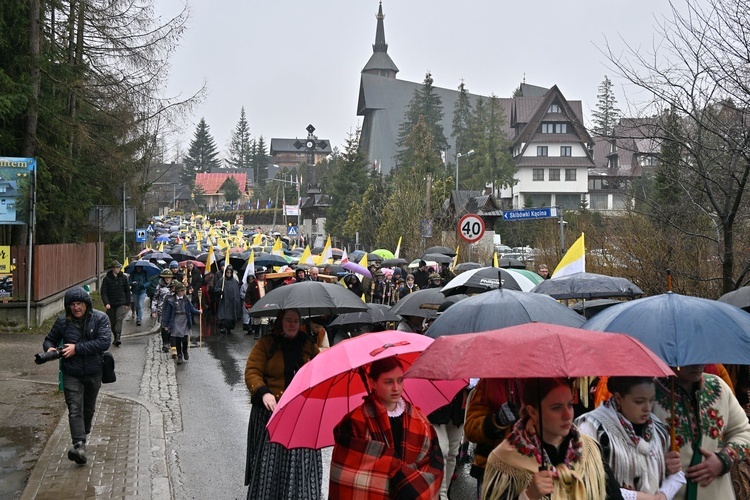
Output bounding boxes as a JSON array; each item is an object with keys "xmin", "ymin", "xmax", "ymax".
[{"xmin": 372, "ymin": 248, "xmax": 395, "ymax": 260}]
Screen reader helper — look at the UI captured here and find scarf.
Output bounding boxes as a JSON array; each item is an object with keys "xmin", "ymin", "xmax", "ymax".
[
  {"xmin": 507, "ymin": 416, "xmax": 583, "ymax": 470},
  {"xmin": 590, "ymin": 399, "xmax": 667, "ymax": 494}
]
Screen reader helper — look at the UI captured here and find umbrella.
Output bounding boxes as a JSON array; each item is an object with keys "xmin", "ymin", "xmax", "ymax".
[
  {"xmin": 155, "ymin": 234, "xmax": 171, "ymax": 242},
  {"xmin": 583, "ymin": 292, "xmax": 750, "ymax": 366},
  {"xmin": 426, "ymin": 288, "xmax": 585, "ymax": 338},
  {"xmin": 718, "ymin": 287, "xmax": 750, "ymax": 312},
  {"xmin": 497, "ymin": 257, "xmax": 526, "ymax": 269},
  {"xmin": 390, "ymin": 288, "xmax": 447, "ymax": 319},
  {"xmin": 266, "ymin": 331, "xmax": 468, "ymax": 449},
  {"xmin": 366, "ymin": 252, "xmax": 384, "ymax": 263},
  {"xmin": 342, "ymin": 260, "xmax": 371, "ymax": 278},
  {"xmin": 381, "ymin": 258, "xmax": 408, "ymax": 267},
  {"xmin": 421, "ymin": 253, "xmax": 453, "ymax": 265},
  {"xmin": 424, "ymin": 246, "xmax": 456, "ymax": 257},
  {"xmin": 570, "ymin": 299, "xmax": 624, "ymax": 319},
  {"xmin": 228, "ymin": 251, "xmax": 251, "ymax": 270},
  {"xmin": 252, "ymin": 252, "xmax": 287, "ymax": 268},
  {"xmin": 406, "ymin": 323, "xmax": 673, "ymax": 380},
  {"xmin": 372, "ymin": 249, "xmax": 395, "ymax": 260},
  {"xmin": 453, "ymin": 262, "xmax": 482, "ymax": 274},
  {"xmin": 124, "ymin": 260, "xmax": 161, "ymax": 278},
  {"xmin": 531, "ymin": 272, "xmax": 644, "ymax": 300},
  {"xmin": 331, "ymin": 248, "xmax": 344, "ymax": 258},
  {"xmin": 168, "ymin": 249, "xmax": 196, "ymax": 262},
  {"xmin": 179, "ymin": 259, "xmax": 205, "ymax": 270},
  {"xmin": 195, "ymin": 251, "xmax": 225, "ymax": 264},
  {"xmin": 248, "ymin": 281, "xmax": 369, "ymax": 318},
  {"xmin": 329, "ymin": 303, "xmax": 401, "ymax": 327},
  {"xmin": 350, "ymin": 250, "xmax": 366, "ymax": 263},
  {"xmin": 441, "ymin": 267, "xmax": 539, "ymax": 296},
  {"xmin": 142, "ymin": 251, "xmax": 173, "ymax": 261}
]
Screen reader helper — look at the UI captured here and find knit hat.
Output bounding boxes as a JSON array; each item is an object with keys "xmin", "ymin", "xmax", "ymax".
[
  {"xmin": 159, "ymin": 269, "xmax": 173, "ymax": 278},
  {"xmin": 169, "ymin": 260, "xmax": 179, "ymax": 269}
]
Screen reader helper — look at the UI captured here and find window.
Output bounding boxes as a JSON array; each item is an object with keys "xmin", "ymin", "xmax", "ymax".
[
  {"xmin": 565, "ymin": 168, "xmax": 577, "ymax": 181},
  {"xmin": 541, "ymin": 123, "xmax": 567, "ymax": 134},
  {"xmin": 549, "ymin": 168, "xmax": 560, "ymax": 181},
  {"xmin": 590, "ymin": 193, "xmax": 608, "ymax": 210},
  {"xmin": 537, "ymin": 146, "xmax": 548, "ymax": 157},
  {"xmin": 548, "ymin": 104, "xmax": 561, "ymax": 113},
  {"xmin": 560, "ymin": 146, "xmax": 572, "ymax": 157},
  {"xmin": 557, "ymin": 194, "xmax": 581, "ymax": 210},
  {"xmin": 533, "ymin": 168, "xmax": 544, "ymax": 181}
]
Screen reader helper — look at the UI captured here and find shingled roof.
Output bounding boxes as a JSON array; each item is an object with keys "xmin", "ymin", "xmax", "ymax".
[{"xmin": 195, "ymin": 172, "xmax": 247, "ymax": 195}]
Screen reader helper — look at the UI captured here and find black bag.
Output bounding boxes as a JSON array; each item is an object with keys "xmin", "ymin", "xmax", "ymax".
[{"xmin": 102, "ymin": 351, "xmax": 116, "ymax": 383}]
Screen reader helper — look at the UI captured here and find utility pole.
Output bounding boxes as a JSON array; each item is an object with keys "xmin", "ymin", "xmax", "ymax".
[{"xmin": 122, "ymin": 183, "xmax": 127, "ymax": 263}]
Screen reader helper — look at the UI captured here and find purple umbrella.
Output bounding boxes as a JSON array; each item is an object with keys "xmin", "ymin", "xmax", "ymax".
[{"xmin": 342, "ymin": 260, "xmax": 372, "ymax": 278}]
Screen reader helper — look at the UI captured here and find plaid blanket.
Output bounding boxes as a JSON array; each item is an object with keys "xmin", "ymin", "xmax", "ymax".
[{"xmin": 330, "ymin": 396, "xmax": 444, "ymax": 499}]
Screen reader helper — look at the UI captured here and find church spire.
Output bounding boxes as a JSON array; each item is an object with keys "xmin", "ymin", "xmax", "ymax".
[
  {"xmin": 362, "ymin": 2, "xmax": 399, "ymax": 78},
  {"xmin": 373, "ymin": 1, "xmax": 388, "ymax": 53}
]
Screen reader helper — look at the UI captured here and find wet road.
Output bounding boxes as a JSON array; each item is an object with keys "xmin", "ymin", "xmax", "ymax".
[{"xmin": 167, "ymin": 331, "xmax": 477, "ymax": 500}]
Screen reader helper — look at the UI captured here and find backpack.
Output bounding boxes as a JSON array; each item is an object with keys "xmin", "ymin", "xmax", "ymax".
[{"xmin": 146, "ymin": 275, "xmax": 161, "ymax": 299}]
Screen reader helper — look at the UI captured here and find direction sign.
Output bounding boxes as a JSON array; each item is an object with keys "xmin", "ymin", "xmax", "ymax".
[
  {"xmin": 287, "ymin": 225, "xmax": 299, "ymax": 236},
  {"xmin": 502, "ymin": 207, "xmax": 559, "ymax": 221},
  {"xmin": 135, "ymin": 228, "xmax": 147, "ymax": 243},
  {"xmin": 458, "ymin": 214, "xmax": 485, "ymax": 243}
]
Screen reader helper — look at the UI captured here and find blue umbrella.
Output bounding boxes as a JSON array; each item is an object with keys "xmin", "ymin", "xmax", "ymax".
[
  {"xmin": 583, "ymin": 292, "xmax": 750, "ymax": 366},
  {"xmin": 155, "ymin": 234, "xmax": 171, "ymax": 242},
  {"xmin": 124, "ymin": 260, "xmax": 161, "ymax": 278}
]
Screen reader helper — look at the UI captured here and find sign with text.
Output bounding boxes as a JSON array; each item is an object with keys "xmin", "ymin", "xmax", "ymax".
[
  {"xmin": 0, "ymin": 157, "xmax": 36, "ymax": 225},
  {"xmin": 458, "ymin": 214, "xmax": 485, "ymax": 243},
  {"xmin": 502, "ymin": 207, "xmax": 559, "ymax": 221},
  {"xmin": 0, "ymin": 245, "xmax": 10, "ymax": 273}
]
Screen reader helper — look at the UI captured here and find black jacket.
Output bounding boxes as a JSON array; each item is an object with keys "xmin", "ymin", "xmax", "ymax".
[
  {"xmin": 43, "ymin": 309, "xmax": 111, "ymax": 378},
  {"xmin": 101, "ymin": 270, "xmax": 132, "ymax": 308}
]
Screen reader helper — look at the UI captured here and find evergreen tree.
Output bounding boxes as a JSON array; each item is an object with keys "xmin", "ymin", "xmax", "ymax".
[
  {"xmin": 451, "ymin": 81, "xmax": 473, "ymax": 161},
  {"xmin": 653, "ymin": 106, "xmax": 683, "ymax": 218},
  {"xmin": 325, "ymin": 129, "xmax": 371, "ymax": 240},
  {"xmin": 592, "ymin": 76, "xmax": 621, "ymax": 137},
  {"xmin": 228, "ymin": 107, "xmax": 252, "ymax": 169},
  {"xmin": 396, "ymin": 72, "xmax": 447, "ymax": 167},
  {"xmin": 222, "ymin": 176, "xmax": 242, "ymax": 206},
  {"xmin": 343, "ymin": 174, "xmax": 388, "ymax": 249},
  {"xmin": 183, "ymin": 118, "xmax": 221, "ymax": 183},
  {"xmin": 253, "ymin": 135, "xmax": 269, "ymax": 185}
]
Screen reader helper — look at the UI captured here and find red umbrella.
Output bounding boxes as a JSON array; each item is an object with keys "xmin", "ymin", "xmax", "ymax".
[
  {"xmin": 266, "ymin": 331, "xmax": 467, "ymax": 449},
  {"xmin": 179, "ymin": 259, "xmax": 205, "ymax": 270},
  {"xmin": 405, "ymin": 322, "xmax": 672, "ymax": 380}
]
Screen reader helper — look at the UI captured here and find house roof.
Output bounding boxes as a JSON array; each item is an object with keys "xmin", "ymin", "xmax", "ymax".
[{"xmin": 195, "ymin": 173, "xmax": 247, "ymax": 195}]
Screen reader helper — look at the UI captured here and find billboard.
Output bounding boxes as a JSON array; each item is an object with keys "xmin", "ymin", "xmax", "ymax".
[{"xmin": 0, "ymin": 157, "xmax": 36, "ymax": 225}]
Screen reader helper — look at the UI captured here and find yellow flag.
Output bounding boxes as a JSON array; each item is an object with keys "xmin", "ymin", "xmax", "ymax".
[
  {"xmin": 182, "ymin": 241, "xmax": 188, "ymax": 252},
  {"xmin": 394, "ymin": 236, "xmax": 402, "ymax": 259},
  {"xmin": 158, "ymin": 241, "xmax": 164, "ymax": 252},
  {"xmin": 252, "ymin": 232, "xmax": 263, "ymax": 247},
  {"xmin": 206, "ymin": 240, "xmax": 216, "ymax": 269},
  {"xmin": 493, "ymin": 252, "xmax": 499, "ymax": 268},
  {"xmin": 123, "ymin": 256, "xmax": 130, "ymax": 269},
  {"xmin": 322, "ymin": 236, "xmax": 333, "ymax": 264},
  {"xmin": 298, "ymin": 246, "xmax": 314, "ymax": 266},
  {"xmin": 242, "ymin": 249, "xmax": 255, "ymax": 283},
  {"xmin": 552, "ymin": 233, "xmax": 585, "ymax": 278},
  {"xmin": 271, "ymin": 237, "xmax": 284, "ymax": 257},
  {"xmin": 359, "ymin": 253, "xmax": 368, "ymax": 277},
  {"xmin": 451, "ymin": 245, "xmax": 459, "ymax": 270}
]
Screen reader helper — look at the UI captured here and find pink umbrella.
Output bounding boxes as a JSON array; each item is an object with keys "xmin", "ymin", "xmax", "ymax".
[
  {"xmin": 342, "ymin": 260, "xmax": 372, "ymax": 278},
  {"xmin": 266, "ymin": 330, "xmax": 467, "ymax": 449}
]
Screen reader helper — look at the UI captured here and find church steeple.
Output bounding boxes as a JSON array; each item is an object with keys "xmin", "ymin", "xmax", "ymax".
[
  {"xmin": 373, "ymin": 2, "xmax": 388, "ymax": 53},
  {"xmin": 362, "ymin": 2, "xmax": 399, "ymax": 78}
]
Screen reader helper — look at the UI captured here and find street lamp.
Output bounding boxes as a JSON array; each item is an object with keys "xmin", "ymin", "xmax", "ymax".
[{"xmin": 455, "ymin": 149, "xmax": 475, "ymax": 190}]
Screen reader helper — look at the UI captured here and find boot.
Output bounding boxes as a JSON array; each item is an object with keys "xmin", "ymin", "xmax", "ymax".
[
  {"xmin": 162, "ymin": 343, "xmax": 170, "ymax": 353},
  {"xmin": 114, "ymin": 334, "xmax": 121, "ymax": 347},
  {"xmin": 253, "ymin": 326, "xmax": 260, "ymax": 340},
  {"xmin": 67, "ymin": 441, "xmax": 87, "ymax": 465},
  {"xmin": 176, "ymin": 354, "xmax": 183, "ymax": 364}
]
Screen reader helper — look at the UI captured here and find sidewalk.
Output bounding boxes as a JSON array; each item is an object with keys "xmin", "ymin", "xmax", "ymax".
[{"xmin": 21, "ymin": 317, "xmax": 169, "ymax": 500}]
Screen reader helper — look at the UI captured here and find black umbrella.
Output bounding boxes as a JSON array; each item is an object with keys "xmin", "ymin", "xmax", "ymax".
[
  {"xmin": 254, "ymin": 252, "xmax": 289, "ymax": 268},
  {"xmin": 142, "ymin": 251, "xmax": 172, "ymax": 261},
  {"xmin": 381, "ymin": 258, "xmax": 408, "ymax": 267},
  {"xmin": 228, "ymin": 251, "xmax": 251, "ymax": 270},
  {"xmin": 531, "ymin": 272, "xmax": 644, "ymax": 300},
  {"xmin": 441, "ymin": 267, "xmax": 539, "ymax": 296},
  {"xmin": 453, "ymin": 262, "xmax": 482, "ymax": 274},
  {"xmin": 497, "ymin": 257, "xmax": 526, "ymax": 269},
  {"xmin": 390, "ymin": 288, "xmax": 447, "ymax": 319},
  {"xmin": 718, "ymin": 287, "xmax": 750, "ymax": 312},
  {"xmin": 195, "ymin": 251, "xmax": 225, "ymax": 263},
  {"xmin": 424, "ymin": 246, "xmax": 456, "ymax": 257},
  {"xmin": 366, "ymin": 252, "xmax": 384, "ymax": 263},
  {"xmin": 570, "ymin": 299, "xmax": 625, "ymax": 319},
  {"xmin": 329, "ymin": 303, "xmax": 401, "ymax": 327},
  {"xmin": 426, "ymin": 288, "xmax": 585, "ymax": 338},
  {"xmin": 421, "ymin": 253, "xmax": 453, "ymax": 265},
  {"xmin": 168, "ymin": 248, "xmax": 197, "ymax": 262},
  {"xmin": 248, "ymin": 281, "xmax": 369, "ymax": 318}
]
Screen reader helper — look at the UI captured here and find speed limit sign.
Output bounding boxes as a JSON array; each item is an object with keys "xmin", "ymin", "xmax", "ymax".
[{"xmin": 458, "ymin": 214, "xmax": 485, "ymax": 243}]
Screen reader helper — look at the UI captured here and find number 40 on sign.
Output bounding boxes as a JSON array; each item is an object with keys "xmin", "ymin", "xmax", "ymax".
[{"xmin": 458, "ymin": 214, "xmax": 485, "ymax": 243}]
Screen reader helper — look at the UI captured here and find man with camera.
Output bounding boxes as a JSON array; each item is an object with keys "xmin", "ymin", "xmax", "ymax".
[{"xmin": 41, "ymin": 286, "xmax": 111, "ymax": 465}]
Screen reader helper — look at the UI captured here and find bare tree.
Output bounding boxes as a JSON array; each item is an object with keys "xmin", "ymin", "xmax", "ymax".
[{"xmin": 603, "ymin": 0, "xmax": 750, "ymax": 293}]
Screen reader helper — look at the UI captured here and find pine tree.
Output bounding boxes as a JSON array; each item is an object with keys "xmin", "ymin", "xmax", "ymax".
[
  {"xmin": 451, "ymin": 82, "xmax": 473, "ymax": 161},
  {"xmin": 325, "ymin": 128, "xmax": 371, "ymax": 240},
  {"xmin": 592, "ymin": 76, "xmax": 621, "ymax": 137},
  {"xmin": 253, "ymin": 136, "xmax": 269, "ymax": 185},
  {"xmin": 397, "ymin": 72, "xmax": 447, "ymax": 167},
  {"xmin": 222, "ymin": 176, "xmax": 242, "ymax": 206},
  {"xmin": 183, "ymin": 118, "xmax": 221, "ymax": 183},
  {"xmin": 653, "ymin": 105, "xmax": 683, "ymax": 219},
  {"xmin": 228, "ymin": 107, "xmax": 252, "ymax": 169}
]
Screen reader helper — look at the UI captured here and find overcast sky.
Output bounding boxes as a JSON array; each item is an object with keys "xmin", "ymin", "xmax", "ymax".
[{"xmin": 157, "ymin": 0, "xmax": 680, "ymax": 162}]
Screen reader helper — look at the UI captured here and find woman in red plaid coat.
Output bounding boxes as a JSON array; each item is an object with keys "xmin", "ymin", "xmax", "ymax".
[{"xmin": 330, "ymin": 357, "xmax": 444, "ymax": 499}]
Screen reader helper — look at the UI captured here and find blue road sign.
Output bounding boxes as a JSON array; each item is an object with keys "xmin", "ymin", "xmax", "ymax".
[
  {"xmin": 146, "ymin": 224, "xmax": 155, "ymax": 233},
  {"xmin": 135, "ymin": 228, "xmax": 147, "ymax": 243},
  {"xmin": 502, "ymin": 207, "xmax": 559, "ymax": 221},
  {"xmin": 287, "ymin": 225, "xmax": 299, "ymax": 236}
]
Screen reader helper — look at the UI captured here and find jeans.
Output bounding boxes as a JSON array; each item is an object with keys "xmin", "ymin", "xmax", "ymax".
[
  {"xmin": 63, "ymin": 373, "xmax": 102, "ymax": 444},
  {"xmin": 106, "ymin": 304, "xmax": 127, "ymax": 339},
  {"xmin": 133, "ymin": 291, "xmax": 146, "ymax": 322}
]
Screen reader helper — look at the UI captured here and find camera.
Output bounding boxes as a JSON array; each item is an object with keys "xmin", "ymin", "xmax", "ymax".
[{"xmin": 35, "ymin": 349, "xmax": 62, "ymax": 365}]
